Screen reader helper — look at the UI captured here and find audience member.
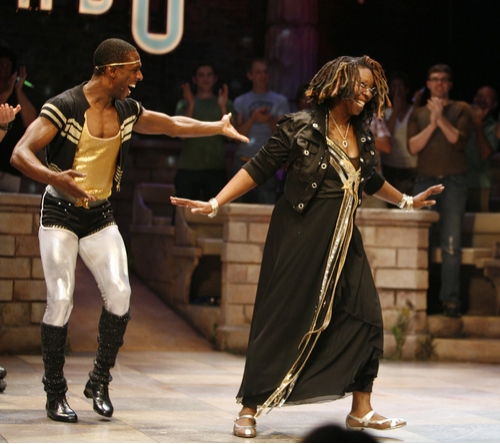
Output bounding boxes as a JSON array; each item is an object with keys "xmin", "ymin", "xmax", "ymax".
[
  {"xmin": 381, "ymin": 72, "xmax": 418, "ymax": 198},
  {"xmin": 0, "ymin": 46, "xmax": 37, "ymax": 192},
  {"xmin": 408, "ymin": 64, "xmax": 474, "ymax": 318},
  {"xmin": 233, "ymin": 58, "xmax": 290, "ymax": 204},
  {"xmin": 174, "ymin": 62, "xmax": 234, "ymax": 200},
  {"xmin": 464, "ymin": 86, "xmax": 499, "ymax": 212}
]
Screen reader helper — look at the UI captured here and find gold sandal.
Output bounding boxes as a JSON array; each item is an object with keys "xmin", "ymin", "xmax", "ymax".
[
  {"xmin": 346, "ymin": 410, "xmax": 406, "ymax": 431},
  {"xmin": 233, "ymin": 414, "xmax": 257, "ymax": 438}
]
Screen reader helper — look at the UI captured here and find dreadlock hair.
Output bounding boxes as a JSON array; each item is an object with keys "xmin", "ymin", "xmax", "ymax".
[
  {"xmin": 305, "ymin": 55, "xmax": 390, "ymax": 124},
  {"xmin": 93, "ymin": 38, "xmax": 137, "ymax": 75}
]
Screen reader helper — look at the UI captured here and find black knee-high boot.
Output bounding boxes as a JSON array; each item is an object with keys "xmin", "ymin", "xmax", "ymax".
[
  {"xmin": 41, "ymin": 323, "xmax": 77, "ymax": 422},
  {"xmin": 84, "ymin": 307, "xmax": 130, "ymax": 418}
]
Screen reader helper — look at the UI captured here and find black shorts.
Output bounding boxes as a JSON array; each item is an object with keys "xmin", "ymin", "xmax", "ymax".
[{"xmin": 40, "ymin": 192, "xmax": 116, "ymax": 239}]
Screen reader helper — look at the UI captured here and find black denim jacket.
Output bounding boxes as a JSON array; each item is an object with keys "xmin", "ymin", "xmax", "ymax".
[{"xmin": 243, "ymin": 105, "xmax": 385, "ymax": 214}]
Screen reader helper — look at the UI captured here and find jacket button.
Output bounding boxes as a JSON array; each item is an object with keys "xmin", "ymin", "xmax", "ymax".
[
  {"xmin": 360, "ymin": 158, "xmax": 364, "ymax": 163},
  {"xmin": 370, "ymin": 150, "xmax": 375, "ymax": 155},
  {"xmin": 304, "ymin": 150, "xmax": 309, "ymax": 156},
  {"xmin": 298, "ymin": 203, "xmax": 304, "ymax": 209},
  {"xmin": 361, "ymin": 177, "xmax": 364, "ymax": 182},
  {"xmin": 312, "ymin": 182, "xmax": 317, "ymax": 188},
  {"xmin": 321, "ymin": 163, "xmax": 327, "ymax": 169},
  {"xmin": 313, "ymin": 123, "xmax": 318, "ymax": 128},
  {"xmin": 361, "ymin": 137, "xmax": 366, "ymax": 142},
  {"xmin": 367, "ymin": 136, "xmax": 372, "ymax": 141}
]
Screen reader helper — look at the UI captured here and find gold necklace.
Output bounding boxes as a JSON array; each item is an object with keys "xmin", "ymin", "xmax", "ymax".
[{"xmin": 330, "ymin": 113, "xmax": 351, "ymax": 149}]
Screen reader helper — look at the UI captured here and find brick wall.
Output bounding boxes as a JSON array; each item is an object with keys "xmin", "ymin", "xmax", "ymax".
[
  {"xmin": 216, "ymin": 204, "xmax": 439, "ymax": 359},
  {"xmin": 0, "ymin": 192, "xmax": 439, "ymax": 358},
  {"xmin": 0, "ymin": 193, "xmax": 44, "ymax": 354}
]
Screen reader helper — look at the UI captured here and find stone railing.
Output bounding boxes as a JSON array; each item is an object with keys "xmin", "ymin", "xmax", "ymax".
[
  {"xmin": 1, "ymin": 191, "xmax": 439, "ymax": 360},
  {"xmin": 0, "ymin": 193, "xmax": 44, "ymax": 354},
  {"xmin": 215, "ymin": 205, "xmax": 439, "ymax": 359}
]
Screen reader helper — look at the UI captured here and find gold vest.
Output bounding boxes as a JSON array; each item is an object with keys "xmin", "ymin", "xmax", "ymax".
[{"xmin": 72, "ymin": 117, "xmax": 120, "ymax": 207}]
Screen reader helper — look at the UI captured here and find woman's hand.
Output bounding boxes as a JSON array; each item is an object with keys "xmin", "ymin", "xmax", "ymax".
[
  {"xmin": 413, "ymin": 184, "xmax": 444, "ymax": 209},
  {"xmin": 170, "ymin": 196, "xmax": 213, "ymax": 216}
]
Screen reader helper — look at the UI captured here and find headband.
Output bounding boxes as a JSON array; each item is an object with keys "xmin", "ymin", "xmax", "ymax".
[{"xmin": 95, "ymin": 60, "xmax": 141, "ymax": 70}]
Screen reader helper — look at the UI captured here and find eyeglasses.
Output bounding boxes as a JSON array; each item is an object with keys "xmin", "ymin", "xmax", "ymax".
[
  {"xmin": 358, "ymin": 82, "xmax": 377, "ymax": 96},
  {"xmin": 427, "ymin": 77, "xmax": 450, "ymax": 83}
]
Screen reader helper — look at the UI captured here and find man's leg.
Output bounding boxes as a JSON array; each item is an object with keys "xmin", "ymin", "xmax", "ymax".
[
  {"xmin": 439, "ymin": 175, "xmax": 467, "ymax": 316},
  {"xmin": 78, "ymin": 225, "xmax": 131, "ymax": 417},
  {"xmin": 39, "ymin": 226, "xmax": 79, "ymax": 422}
]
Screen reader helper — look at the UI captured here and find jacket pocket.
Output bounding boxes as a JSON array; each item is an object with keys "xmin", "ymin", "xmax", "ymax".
[{"xmin": 289, "ymin": 136, "xmax": 319, "ymax": 175}]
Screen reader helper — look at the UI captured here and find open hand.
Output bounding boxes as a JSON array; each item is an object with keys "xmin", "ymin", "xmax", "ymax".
[
  {"xmin": 15, "ymin": 66, "xmax": 28, "ymax": 93},
  {"xmin": 170, "ymin": 196, "xmax": 213, "ymax": 216},
  {"xmin": 221, "ymin": 113, "xmax": 249, "ymax": 143},
  {"xmin": 53, "ymin": 170, "xmax": 96, "ymax": 202},
  {"xmin": 181, "ymin": 83, "xmax": 194, "ymax": 105},
  {"xmin": 413, "ymin": 184, "xmax": 444, "ymax": 209},
  {"xmin": 218, "ymin": 84, "xmax": 228, "ymax": 108},
  {"xmin": 0, "ymin": 103, "xmax": 21, "ymax": 125}
]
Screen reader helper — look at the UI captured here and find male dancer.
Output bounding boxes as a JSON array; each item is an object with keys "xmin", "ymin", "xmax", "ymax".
[{"xmin": 11, "ymin": 38, "xmax": 247, "ymax": 423}]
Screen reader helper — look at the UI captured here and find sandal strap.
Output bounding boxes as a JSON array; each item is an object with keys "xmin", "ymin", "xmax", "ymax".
[
  {"xmin": 348, "ymin": 410, "xmax": 404, "ymax": 427},
  {"xmin": 348, "ymin": 409, "xmax": 375, "ymax": 425},
  {"xmin": 234, "ymin": 414, "xmax": 257, "ymax": 429}
]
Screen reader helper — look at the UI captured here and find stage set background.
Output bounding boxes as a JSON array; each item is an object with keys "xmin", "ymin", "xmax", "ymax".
[{"xmin": 1, "ymin": 0, "xmax": 499, "ymax": 115}]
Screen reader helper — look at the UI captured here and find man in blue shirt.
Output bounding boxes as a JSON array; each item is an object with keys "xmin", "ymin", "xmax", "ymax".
[{"xmin": 233, "ymin": 59, "xmax": 290, "ymax": 204}]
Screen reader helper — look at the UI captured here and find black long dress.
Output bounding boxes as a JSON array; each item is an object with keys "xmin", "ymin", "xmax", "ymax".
[{"xmin": 237, "ymin": 137, "xmax": 384, "ymax": 415}]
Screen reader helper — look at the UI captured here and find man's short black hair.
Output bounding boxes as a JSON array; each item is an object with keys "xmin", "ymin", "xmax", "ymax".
[
  {"xmin": 247, "ymin": 58, "xmax": 268, "ymax": 74},
  {"xmin": 93, "ymin": 38, "xmax": 137, "ymax": 67},
  {"xmin": 192, "ymin": 62, "xmax": 218, "ymax": 78}
]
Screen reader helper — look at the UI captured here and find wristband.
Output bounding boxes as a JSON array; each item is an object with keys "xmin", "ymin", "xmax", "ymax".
[
  {"xmin": 208, "ymin": 198, "xmax": 219, "ymax": 218},
  {"xmin": 397, "ymin": 194, "xmax": 414, "ymax": 212}
]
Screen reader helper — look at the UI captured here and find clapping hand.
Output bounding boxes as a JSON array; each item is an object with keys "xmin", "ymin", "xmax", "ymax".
[{"xmin": 0, "ymin": 103, "xmax": 21, "ymax": 125}]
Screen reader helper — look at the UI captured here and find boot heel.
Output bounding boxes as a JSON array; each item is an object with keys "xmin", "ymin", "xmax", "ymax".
[{"xmin": 84, "ymin": 378, "xmax": 113, "ymax": 418}]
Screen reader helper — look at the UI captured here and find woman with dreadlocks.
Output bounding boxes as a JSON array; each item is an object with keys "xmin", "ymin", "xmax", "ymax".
[{"xmin": 171, "ymin": 56, "xmax": 443, "ymax": 437}]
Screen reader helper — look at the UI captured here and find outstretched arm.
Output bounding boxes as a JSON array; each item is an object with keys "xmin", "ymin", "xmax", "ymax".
[
  {"xmin": 373, "ymin": 180, "xmax": 444, "ymax": 210},
  {"xmin": 133, "ymin": 108, "xmax": 249, "ymax": 143},
  {"xmin": 170, "ymin": 168, "xmax": 257, "ymax": 216}
]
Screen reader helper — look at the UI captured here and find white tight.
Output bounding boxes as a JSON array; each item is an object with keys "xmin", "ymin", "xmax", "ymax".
[{"xmin": 39, "ymin": 225, "xmax": 131, "ymax": 326}]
